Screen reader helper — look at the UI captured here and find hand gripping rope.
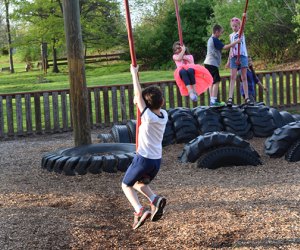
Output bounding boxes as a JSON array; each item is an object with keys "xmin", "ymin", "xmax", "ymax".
[{"xmin": 124, "ymin": 0, "xmax": 141, "ymax": 150}]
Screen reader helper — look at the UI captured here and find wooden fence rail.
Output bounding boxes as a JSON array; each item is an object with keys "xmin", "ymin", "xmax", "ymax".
[
  {"xmin": 47, "ymin": 53, "xmax": 125, "ymax": 66},
  {"xmin": 0, "ymin": 69, "xmax": 299, "ymax": 139}
]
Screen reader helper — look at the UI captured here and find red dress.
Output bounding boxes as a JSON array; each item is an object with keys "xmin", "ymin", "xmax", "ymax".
[{"xmin": 173, "ymin": 55, "xmax": 213, "ymax": 96}]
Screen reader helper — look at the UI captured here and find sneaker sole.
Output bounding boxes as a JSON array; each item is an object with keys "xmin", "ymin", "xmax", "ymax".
[
  {"xmin": 151, "ymin": 197, "xmax": 166, "ymax": 222},
  {"xmin": 133, "ymin": 211, "xmax": 151, "ymax": 230}
]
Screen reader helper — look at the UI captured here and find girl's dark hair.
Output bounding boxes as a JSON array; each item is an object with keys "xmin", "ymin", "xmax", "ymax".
[
  {"xmin": 172, "ymin": 41, "xmax": 190, "ymax": 55},
  {"xmin": 142, "ymin": 86, "xmax": 164, "ymax": 110}
]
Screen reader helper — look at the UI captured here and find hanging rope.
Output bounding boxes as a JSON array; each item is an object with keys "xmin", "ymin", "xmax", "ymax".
[
  {"xmin": 236, "ymin": 0, "xmax": 249, "ymax": 65},
  {"xmin": 174, "ymin": 0, "xmax": 183, "ymax": 45},
  {"xmin": 124, "ymin": 0, "xmax": 141, "ymax": 150}
]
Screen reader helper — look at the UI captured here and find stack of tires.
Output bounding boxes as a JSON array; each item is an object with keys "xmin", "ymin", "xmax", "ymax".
[
  {"xmin": 96, "ymin": 105, "xmax": 300, "ymax": 146},
  {"xmin": 245, "ymin": 105, "xmax": 277, "ymax": 137},
  {"xmin": 162, "ymin": 120, "xmax": 176, "ymax": 146},
  {"xmin": 97, "ymin": 120, "xmax": 137, "ymax": 143},
  {"xmin": 168, "ymin": 107, "xmax": 199, "ymax": 143},
  {"xmin": 179, "ymin": 131, "xmax": 261, "ymax": 169},
  {"xmin": 219, "ymin": 106, "xmax": 252, "ymax": 139},
  {"xmin": 193, "ymin": 107, "xmax": 223, "ymax": 134}
]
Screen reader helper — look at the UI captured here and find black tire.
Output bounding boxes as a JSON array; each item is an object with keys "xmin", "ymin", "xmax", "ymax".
[
  {"xmin": 224, "ymin": 123, "xmax": 252, "ymax": 137},
  {"xmin": 223, "ymin": 118, "xmax": 250, "ymax": 131},
  {"xmin": 284, "ymin": 139, "xmax": 300, "ymax": 162},
  {"xmin": 194, "ymin": 107, "xmax": 223, "ymax": 134},
  {"xmin": 63, "ymin": 157, "xmax": 80, "ymax": 176},
  {"xmin": 41, "ymin": 153, "xmax": 58, "ymax": 169},
  {"xmin": 179, "ymin": 131, "xmax": 258, "ymax": 163},
  {"xmin": 87, "ymin": 156, "xmax": 103, "ymax": 174},
  {"xmin": 252, "ymin": 125, "xmax": 277, "ymax": 137},
  {"xmin": 269, "ymin": 108, "xmax": 285, "ymax": 128},
  {"xmin": 265, "ymin": 121, "xmax": 300, "ymax": 157},
  {"xmin": 116, "ymin": 154, "xmax": 132, "ymax": 172},
  {"xmin": 244, "ymin": 105, "xmax": 269, "ymax": 117},
  {"xmin": 171, "ymin": 110, "xmax": 199, "ymax": 143},
  {"xmin": 53, "ymin": 156, "xmax": 70, "ymax": 173},
  {"xmin": 75, "ymin": 156, "xmax": 92, "ymax": 175},
  {"xmin": 249, "ymin": 114, "xmax": 274, "ymax": 125},
  {"xmin": 126, "ymin": 120, "xmax": 137, "ymax": 143},
  {"xmin": 97, "ymin": 133, "xmax": 115, "ymax": 143},
  {"xmin": 292, "ymin": 114, "xmax": 300, "ymax": 121},
  {"xmin": 197, "ymin": 146, "xmax": 262, "ymax": 169},
  {"xmin": 280, "ymin": 111, "xmax": 295, "ymax": 125},
  {"xmin": 111, "ymin": 125, "xmax": 131, "ymax": 143},
  {"xmin": 102, "ymin": 155, "xmax": 118, "ymax": 173},
  {"xmin": 41, "ymin": 143, "xmax": 136, "ymax": 175},
  {"xmin": 45, "ymin": 155, "xmax": 65, "ymax": 172},
  {"xmin": 168, "ymin": 107, "xmax": 191, "ymax": 117},
  {"xmin": 162, "ymin": 120, "xmax": 176, "ymax": 146}
]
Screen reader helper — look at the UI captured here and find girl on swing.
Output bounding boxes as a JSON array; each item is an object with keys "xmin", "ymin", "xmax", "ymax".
[
  {"xmin": 226, "ymin": 15, "xmax": 253, "ymax": 106},
  {"xmin": 173, "ymin": 41, "xmax": 213, "ymax": 102}
]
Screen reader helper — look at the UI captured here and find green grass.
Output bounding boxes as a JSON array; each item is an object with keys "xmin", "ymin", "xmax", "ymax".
[
  {"xmin": 0, "ymin": 60, "xmax": 175, "ymax": 94},
  {"xmin": 0, "ymin": 57, "xmax": 232, "ymax": 94}
]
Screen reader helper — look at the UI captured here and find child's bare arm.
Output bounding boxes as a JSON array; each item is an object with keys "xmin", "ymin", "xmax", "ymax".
[
  {"xmin": 258, "ymin": 81, "xmax": 268, "ymax": 92},
  {"xmin": 130, "ymin": 65, "xmax": 146, "ymax": 112},
  {"xmin": 173, "ymin": 45, "xmax": 186, "ymax": 61},
  {"xmin": 223, "ymin": 38, "xmax": 241, "ymax": 50}
]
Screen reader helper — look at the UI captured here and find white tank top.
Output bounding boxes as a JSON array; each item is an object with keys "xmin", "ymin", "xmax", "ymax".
[{"xmin": 230, "ymin": 32, "xmax": 248, "ymax": 58}]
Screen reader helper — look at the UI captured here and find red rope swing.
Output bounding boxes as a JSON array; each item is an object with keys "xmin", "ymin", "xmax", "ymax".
[
  {"xmin": 174, "ymin": 0, "xmax": 183, "ymax": 46},
  {"xmin": 124, "ymin": 0, "xmax": 141, "ymax": 150},
  {"xmin": 236, "ymin": 0, "xmax": 249, "ymax": 65}
]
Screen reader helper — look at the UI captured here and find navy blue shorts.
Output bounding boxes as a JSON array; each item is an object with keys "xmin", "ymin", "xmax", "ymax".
[
  {"xmin": 122, "ymin": 154, "xmax": 161, "ymax": 186},
  {"xmin": 204, "ymin": 64, "xmax": 221, "ymax": 84}
]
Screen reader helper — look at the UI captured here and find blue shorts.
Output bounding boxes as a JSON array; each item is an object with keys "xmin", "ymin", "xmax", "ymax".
[
  {"xmin": 230, "ymin": 55, "xmax": 248, "ymax": 69},
  {"xmin": 122, "ymin": 154, "xmax": 161, "ymax": 186}
]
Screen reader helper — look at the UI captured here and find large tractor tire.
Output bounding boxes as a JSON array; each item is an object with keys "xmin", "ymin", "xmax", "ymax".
[{"xmin": 41, "ymin": 143, "xmax": 136, "ymax": 175}]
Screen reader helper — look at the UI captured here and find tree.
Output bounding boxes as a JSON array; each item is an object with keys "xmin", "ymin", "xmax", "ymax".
[
  {"xmin": 0, "ymin": 11, "xmax": 7, "ymax": 51},
  {"xmin": 12, "ymin": 0, "xmax": 65, "ymax": 72},
  {"xmin": 11, "ymin": 0, "xmax": 126, "ymax": 72},
  {"xmin": 293, "ymin": 2, "xmax": 300, "ymax": 42},
  {"xmin": 3, "ymin": 0, "xmax": 15, "ymax": 73}
]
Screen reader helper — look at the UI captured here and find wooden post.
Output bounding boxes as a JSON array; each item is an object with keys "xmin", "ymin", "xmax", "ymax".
[{"xmin": 62, "ymin": 0, "xmax": 91, "ymax": 146}]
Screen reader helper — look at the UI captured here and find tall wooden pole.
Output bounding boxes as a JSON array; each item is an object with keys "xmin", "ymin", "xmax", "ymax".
[
  {"xmin": 62, "ymin": 0, "xmax": 91, "ymax": 146},
  {"xmin": 124, "ymin": 0, "xmax": 140, "ymax": 150}
]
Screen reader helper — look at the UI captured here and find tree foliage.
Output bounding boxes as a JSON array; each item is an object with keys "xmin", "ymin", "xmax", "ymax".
[
  {"xmin": 0, "ymin": 5, "xmax": 8, "ymax": 53},
  {"xmin": 134, "ymin": 0, "xmax": 213, "ymax": 69},
  {"xmin": 11, "ymin": 0, "xmax": 126, "ymax": 61},
  {"xmin": 293, "ymin": 2, "xmax": 300, "ymax": 42}
]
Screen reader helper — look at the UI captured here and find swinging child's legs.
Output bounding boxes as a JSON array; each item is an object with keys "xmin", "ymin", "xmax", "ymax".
[
  {"xmin": 122, "ymin": 155, "xmax": 166, "ymax": 229},
  {"xmin": 179, "ymin": 68, "xmax": 197, "ymax": 102},
  {"xmin": 133, "ymin": 182, "xmax": 166, "ymax": 222}
]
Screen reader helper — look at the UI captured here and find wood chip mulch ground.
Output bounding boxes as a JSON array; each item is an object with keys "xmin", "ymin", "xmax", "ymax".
[{"xmin": 0, "ymin": 129, "xmax": 299, "ymax": 250}]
